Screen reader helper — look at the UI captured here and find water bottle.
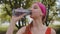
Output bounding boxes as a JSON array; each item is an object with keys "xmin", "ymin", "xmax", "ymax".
[{"xmin": 12, "ymin": 8, "xmax": 32, "ymax": 16}]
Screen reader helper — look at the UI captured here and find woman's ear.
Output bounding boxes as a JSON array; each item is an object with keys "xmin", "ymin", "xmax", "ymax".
[
  {"xmin": 42, "ymin": 16, "xmax": 46, "ymax": 25},
  {"xmin": 40, "ymin": 12, "xmax": 44, "ymax": 16},
  {"xmin": 39, "ymin": 9, "xmax": 44, "ymax": 16}
]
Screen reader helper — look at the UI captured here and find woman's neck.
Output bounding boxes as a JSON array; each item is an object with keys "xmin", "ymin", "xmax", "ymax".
[{"xmin": 32, "ymin": 17, "xmax": 44, "ymax": 29}]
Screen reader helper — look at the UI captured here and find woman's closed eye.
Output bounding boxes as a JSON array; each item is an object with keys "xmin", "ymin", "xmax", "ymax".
[{"xmin": 33, "ymin": 6, "xmax": 38, "ymax": 9}]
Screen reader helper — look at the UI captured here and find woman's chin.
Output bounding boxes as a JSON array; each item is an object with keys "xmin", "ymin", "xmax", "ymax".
[
  {"xmin": 30, "ymin": 15, "xmax": 34, "ymax": 18},
  {"xmin": 30, "ymin": 16, "xmax": 33, "ymax": 18},
  {"xmin": 30, "ymin": 16, "xmax": 36, "ymax": 19}
]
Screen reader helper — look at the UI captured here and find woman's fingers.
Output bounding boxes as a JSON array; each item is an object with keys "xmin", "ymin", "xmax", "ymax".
[
  {"xmin": 11, "ymin": 13, "xmax": 26, "ymax": 22},
  {"xmin": 17, "ymin": 13, "xmax": 26, "ymax": 20}
]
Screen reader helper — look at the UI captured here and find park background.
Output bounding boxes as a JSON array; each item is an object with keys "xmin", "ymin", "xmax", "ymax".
[{"xmin": 0, "ymin": 0, "xmax": 60, "ymax": 34}]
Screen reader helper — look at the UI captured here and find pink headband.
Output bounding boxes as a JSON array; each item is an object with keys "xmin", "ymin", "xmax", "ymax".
[{"xmin": 36, "ymin": 2, "xmax": 46, "ymax": 17}]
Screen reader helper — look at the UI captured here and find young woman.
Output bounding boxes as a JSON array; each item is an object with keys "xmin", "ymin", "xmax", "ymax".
[{"xmin": 6, "ymin": 2, "xmax": 56, "ymax": 34}]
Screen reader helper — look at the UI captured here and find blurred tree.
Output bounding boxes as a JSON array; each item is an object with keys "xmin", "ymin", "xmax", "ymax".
[
  {"xmin": 0, "ymin": 0, "xmax": 33, "ymax": 29},
  {"xmin": 41, "ymin": 0, "xmax": 57, "ymax": 26},
  {"xmin": 0, "ymin": 0, "xmax": 58, "ymax": 28},
  {"xmin": 0, "ymin": 4, "xmax": 11, "ymax": 23}
]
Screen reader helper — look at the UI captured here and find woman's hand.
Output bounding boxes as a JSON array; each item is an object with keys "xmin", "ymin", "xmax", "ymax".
[
  {"xmin": 11, "ymin": 14, "xmax": 26, "ymax": 23},
  {"xmin": 6, "ymin": 14, "xmax": 26, "ymax": 34}
]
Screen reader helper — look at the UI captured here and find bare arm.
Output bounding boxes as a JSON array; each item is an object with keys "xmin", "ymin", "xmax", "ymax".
[
  {"xmin": 6, "ymin": 14, "xmax": 26, "ymax": 34},
  {"xmin": 6, "ymin": 20, "xmax": 16, "ymax": 34},
  {"xmin": 51, "ymin": 29, "xmax": 56, "ymax": 34},
  {"xmin": 16, "ymin": 26, "xmax": 26, "ymax": 34}
]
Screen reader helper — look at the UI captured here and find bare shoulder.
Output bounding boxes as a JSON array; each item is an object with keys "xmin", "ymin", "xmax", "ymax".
[
  {"xmin": 51, "ymin": 28, "xmax": 56, "ymax": 34},
  {"xmin": 16, "ymin": 26, "xmax": 26, "ymax": 34}
]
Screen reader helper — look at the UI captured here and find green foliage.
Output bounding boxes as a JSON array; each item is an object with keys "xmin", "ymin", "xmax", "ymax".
[
  {"xmin": 42, "ymin": 0, "xmax": 56, "ymax": 6},
  {"xmin": 0, "ymin": 0, "xmax": 33, "ymax": 23},
  {"xmin": 0, "ymin": 0, "xmax": 59, "ymax": 25},
  {"xmin": 0, "ymin": 4, "xmax": 11, "ymax": 23},
  {"xmin": 42, "ymin": 0, "xmax": 58, "ymax": 21}
]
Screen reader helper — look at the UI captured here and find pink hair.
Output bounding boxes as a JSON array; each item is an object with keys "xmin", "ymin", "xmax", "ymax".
[{"xmin": 36, "ymin": 2, "xmax": 47, "ymax": 17}]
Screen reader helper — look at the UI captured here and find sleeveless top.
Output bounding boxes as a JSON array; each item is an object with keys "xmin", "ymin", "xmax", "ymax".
[
  {"xmin": 23, "ymin": 22, "xmax": 51, "ymax": 34},
  {"xmin": 26, "ymin": 27, "xmax": 51, "ymax": 34}
]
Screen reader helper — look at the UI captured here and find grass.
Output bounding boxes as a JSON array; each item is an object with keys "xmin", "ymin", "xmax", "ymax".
[
  {"xmin": 0, "ymin": 23, "xmax": 60, "ymax": 34},
  {"xmin": 0, "ymin": 25, "xmax": 8, "ymax": 34},
  {"xmin": 0, "ymin": 24, "xmax": 18, "ymax": 34},
  {"xmin": 0, "ymin": 25, "xmax": 8, "ymax": 31}
]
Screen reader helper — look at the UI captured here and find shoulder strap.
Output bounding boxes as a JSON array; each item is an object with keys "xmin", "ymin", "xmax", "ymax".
[
  {"xmin": 24, "ymin": 26, "xmax": 32, "ymax": 34},
  {"xmin": 45, "ymin": 27, "xmax": 51, "ymax": 34},
  {"xmin": 23, "ymin": 23, "xmax": 32, "ymax": 34},
  {"xmin": 28, "ymin": 29, "xmax": 32, "ymax": 34}
]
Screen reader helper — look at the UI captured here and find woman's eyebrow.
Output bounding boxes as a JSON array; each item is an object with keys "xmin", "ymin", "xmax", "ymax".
[{"xmin": 34, "ymin": 5, "xmax": 38, "ymax": 8}]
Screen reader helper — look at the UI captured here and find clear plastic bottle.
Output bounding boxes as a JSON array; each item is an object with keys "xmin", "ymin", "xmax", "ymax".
[{"xmin": 12, "ymin": 8, "xmax": 32, "ymax": 16}]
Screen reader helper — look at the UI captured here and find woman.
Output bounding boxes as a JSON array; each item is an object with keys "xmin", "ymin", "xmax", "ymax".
[{"xmin": 6, "ymin": 2, "xmax": 56, "ymax": 34}]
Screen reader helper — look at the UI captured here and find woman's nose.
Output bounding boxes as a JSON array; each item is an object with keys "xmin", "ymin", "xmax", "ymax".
[
  {"xmin": 30, "ymin": 8, "xmax": 33, "ymax": 11},
  {"xmin": 29, "ymin": 9, "xmax": 33, "ymax": 15}
]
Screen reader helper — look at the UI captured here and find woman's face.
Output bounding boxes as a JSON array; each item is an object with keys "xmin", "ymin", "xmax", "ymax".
[{"xmin": 30, "ymin": 3, "xmax": 43, "ymax": 19}]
